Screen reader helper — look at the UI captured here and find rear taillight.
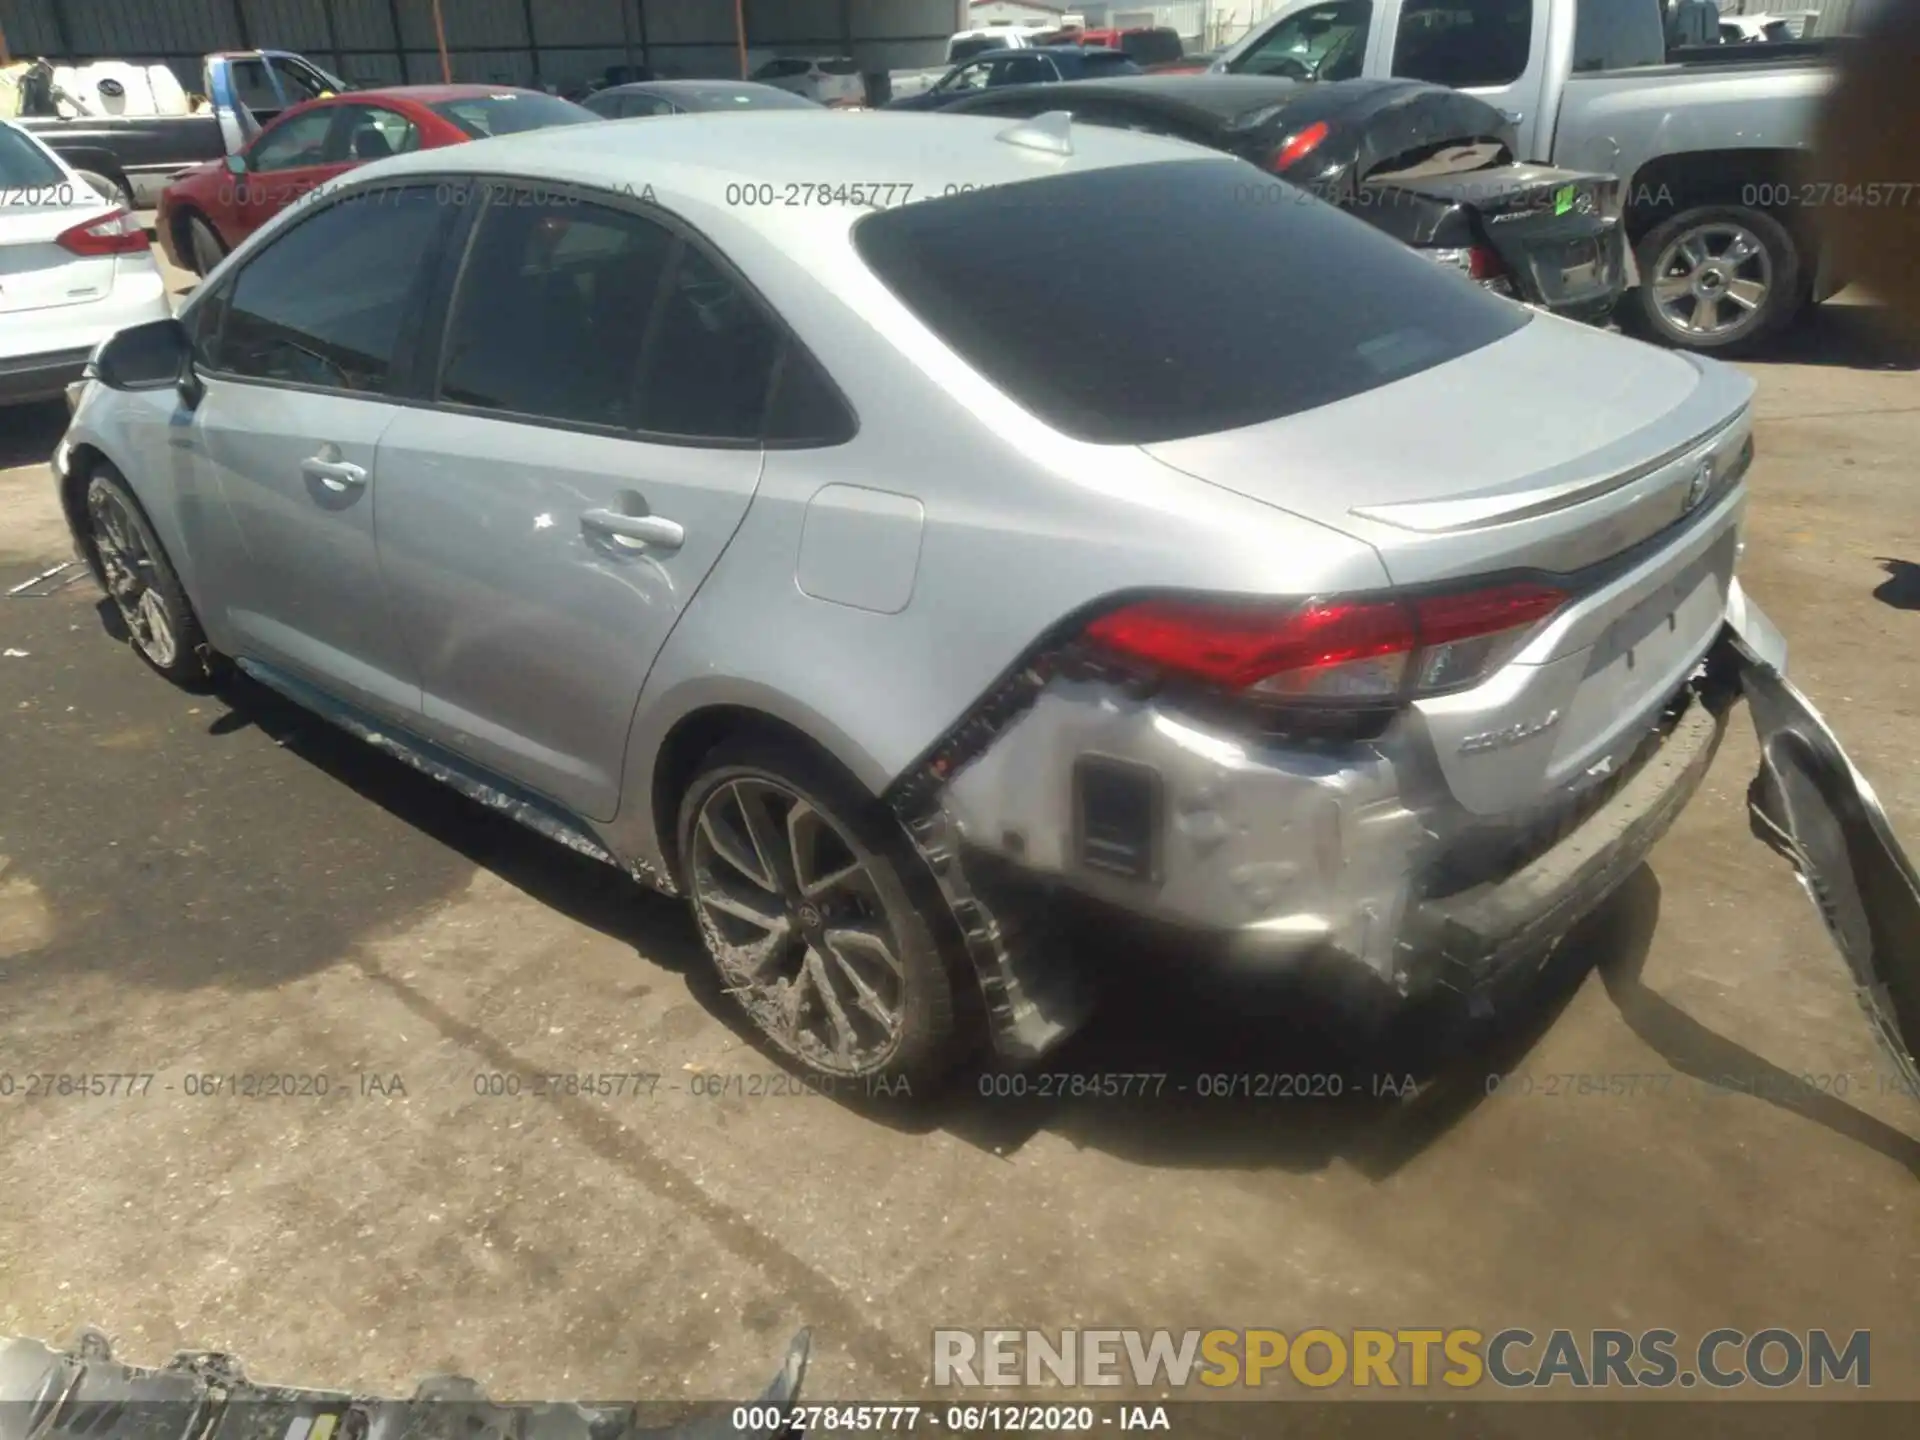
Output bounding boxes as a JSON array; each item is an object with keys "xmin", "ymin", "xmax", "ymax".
[
  {"xmin": 56, "ymin": 208, "xmax": 151, "ymax": 256},
  {"xmin": 1270, "ymin": 119, "xmax": 1330, "ymax": 172},
  {"xmin": 1081, "ymin": 582, "xmax": 1566, "ymax": 705}
]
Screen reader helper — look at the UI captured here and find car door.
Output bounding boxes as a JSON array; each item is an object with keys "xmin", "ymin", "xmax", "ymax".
[
  {"xmin": 1378, "ymin": 0, "xmax": 1549, "ymax": 158},
  {"xmin": 223, "ymin": 104, "xmax": 348, "ymax": 245},
  {"xmin": 371, "ymin": 185, "xmax": 775, "ymax": 821},
  {"xmin": 180, "ymin": 183, "xmax": 457, "ymax": 719}
]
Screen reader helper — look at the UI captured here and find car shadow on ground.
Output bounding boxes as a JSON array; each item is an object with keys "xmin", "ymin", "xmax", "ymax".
[
  {"xmin": 1755, "ymin": 300, "xmax": 1920, "ymax": 371},
  {"xmin": 1872, "ymin": 557, "xmax": 1920, "ymax": 611},
  {"xmin": 0, "ymin": 400, "xmax": 67, "ymax": 472},
  {"xmin": 200, "ymin": 668, "xmax": 1920, "ymax": 1178}
]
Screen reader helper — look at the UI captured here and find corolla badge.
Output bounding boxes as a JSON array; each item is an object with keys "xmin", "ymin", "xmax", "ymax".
[
  {"xmin": 1458, "ymin": 709, "xmax": 1563, "ymax": 755},
  {"xmin": 1685, "ymin": 457, "xmax": 1714, "ymax": 511}
]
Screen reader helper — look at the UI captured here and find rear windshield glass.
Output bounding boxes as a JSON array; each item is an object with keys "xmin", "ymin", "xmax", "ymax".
[
  {"xmin": 0, "ymin": 125, "xmax": 68, "ymax": 192},
  {"xmin": 429, "ymin": 93, "xmax": 599, "ymax": 137},
  {"xmin": 1122, "ymin": 30, "xmax": 1186, "ymax": 64},
  {"xmin": 853, "ymin": 159, "xmax": 1529, "ymax": 445}
]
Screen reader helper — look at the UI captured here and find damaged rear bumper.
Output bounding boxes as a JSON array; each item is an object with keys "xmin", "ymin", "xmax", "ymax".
[{"xmin": 898, "ymin": 583, "xmax": 1920, "ymax": 1090}]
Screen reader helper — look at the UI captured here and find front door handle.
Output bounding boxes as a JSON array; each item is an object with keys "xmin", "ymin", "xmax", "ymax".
[
  {"xmin": 301, "ymin": 452, "xmax": 366, "ymax": 492},
  {"xmin": 581, "ymin": 508, "xmax": 685, "ymax": 551}
]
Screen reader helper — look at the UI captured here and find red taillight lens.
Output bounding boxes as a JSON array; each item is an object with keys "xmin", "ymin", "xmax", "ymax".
[
  {"xmin": 1467, "ymin": 245, "xmax": 1505, "ymax": 280},
  {"xmin": 56, "ymin": 208, "xmax": 151, "ymax": 256},
  {"xmin": 1082, "ymin": 583, "xmax": 1567, "ymax": 704},
  {"xmin": 1270, "ymin": 119, "xmax": 1331, "ymax": 172}
]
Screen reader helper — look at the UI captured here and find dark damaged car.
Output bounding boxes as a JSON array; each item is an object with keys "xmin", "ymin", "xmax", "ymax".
[{"xmin": 941, "ymin": 75, "xmax": 1628, "ymax": 324}]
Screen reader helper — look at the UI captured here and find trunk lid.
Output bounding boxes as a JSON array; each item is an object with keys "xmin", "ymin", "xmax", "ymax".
[
  {"xmin": 0, "ymin": 201, "xmax": 120, "ymax": 315},
  {"xmin": 1364, "ymin": 164, "xmax": 1626, "ymax": 313},
  {"xmin": 1143, "ymin": 318, "xmax": 1758, "ymax": 814}
]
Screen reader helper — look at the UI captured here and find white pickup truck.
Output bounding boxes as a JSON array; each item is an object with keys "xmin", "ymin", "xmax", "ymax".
[
  {"xmin": 888, "ymin": 23, "xmax": 1053, "ymax": 101},
  {"xmin": 1213, "ymin": 0, "xmax": 1853, "ymax": 353}
]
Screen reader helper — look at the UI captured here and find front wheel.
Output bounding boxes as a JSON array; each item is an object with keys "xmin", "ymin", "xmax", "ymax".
[
  {"xmin": 676, "ymin": 736, "xmax": 968, "ymax": 1091},
  {"xmin": 1631, "ymin": 204, "xmax": 1801, "ymax": 354},
  {"xmin": 83, "ymin": 465, "xmax": 215, "ymax": 686}
]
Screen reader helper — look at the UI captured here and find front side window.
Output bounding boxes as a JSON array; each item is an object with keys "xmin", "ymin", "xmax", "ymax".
[
  {"xmin": 853, "ymin": 160, "xmax": 1527, "ymax": 446},
  {"xmin": 1233, "ymin": 1, "xmax": 1372, "ymax": 80},
  {"xmin": 996, "ymin": 55, "xmax": 1058, "ymax": 85},
  {"xmin": 326, "ymin": 104, "xmax": 420, "ymax": 162},
  {"xmin": 210, "ymin": 185, "xmax": 447, "ymax": 392},
  {"xmin": 247, "ymin": 107, "xmax": 335, "ymax": 172},
  {"xmin": 937, "ymin": 60, "xmax": 994, "ymax": 93},
  {"xmin": 1390, "ymin": 0, "xmax": 1533, "ymax": 87},
  {"xmin": 270, "ymin": 58, "xmax": 330, "ymax": 103}
]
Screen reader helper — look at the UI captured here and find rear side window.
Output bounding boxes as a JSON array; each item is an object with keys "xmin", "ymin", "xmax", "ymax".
[
  {"xmin": 853, "ymin": 160, "xmax": 1528, "ymax": 445},
  {"xmin": 437, "ymin": 188, "xmax": 789, "ymax": 442},
  {"xmin": 1571, "ymin": 0, "xmax": 1668, "ymax": 70},
  {"xmin": 1390, "ymin": 0, "xmax": 1533, "ymax": 88},
  {"xmin": 211, "ymin": 185, "xmax": 447, "ymax": 393}
]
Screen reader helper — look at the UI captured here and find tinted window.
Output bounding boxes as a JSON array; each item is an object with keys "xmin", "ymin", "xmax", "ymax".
[
  {"xmin": 248, "ymin": 107, "xmax": 334, "ymax": 171},
  {"xmin": 1391, "ymin": 0, "xmax": 1533, "ymax": 87},
  {"xmin": 429, "ymin": 92, "xmax": 597, "ymax": 137},
  {"xmin": 1077, "ymin": 52, "xmax": 1145, "ymax": 74},
  {"xmin": 437, "ymin": 191, "xmax": 783, "ymax": 441},
  {"xmin": 1233, "ymin": 1, "xmax": 1371, "ymax": 79},
  {"xmin": 1572, "ymin": 0, "xmax": 1668, "ymax": 70},
  {"xmin": 819, "ymin": 58, "xmax": 861, "ymax": 75},
  {"xmin": 440, "ymin": 194, "xmax": 675, "ymax": 427},
  {"xmin": 1121, "ymin": 29, "xmax": 1186, "ymax": 64},
  {"xmin": 212, "ymin": 186, "xmax": 447, "ymax": 392},
  {"xmin": 630, "ymin": 243, "xmax": 783, "ymax": 440},
  {"xmin": 765, "ymin": 344, "xmax": 855, "ymax": 445},
  {"xmin": 853, "ymin": 161, "xmax": 1528, "ymax": 446},
  {"xmin": 271, "ymin": 58, "xmax": 329, "ymax": 103},
  {"xmin": 0, "ymin": 125, "xmax": 66, "ymax": 190},
  {"xmin": 228, "ymin": 60, "xmax": 281, "ymax": 113}
]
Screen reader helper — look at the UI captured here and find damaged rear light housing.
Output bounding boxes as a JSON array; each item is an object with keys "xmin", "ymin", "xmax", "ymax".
[
  {"xmin": 1081, "ymin": 582, "xmax": 1566, "ymax": 706},
  {"xmin": 1426, "ymin": 244, "xmax": 1514, "ymax": 296}
]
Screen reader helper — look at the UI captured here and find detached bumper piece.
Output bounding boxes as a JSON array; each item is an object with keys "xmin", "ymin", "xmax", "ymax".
[
  {"xmin": 1735, "ymin": 642, "xmax": 1920, "ymax": 1096},
  {"xmin": 0, "ymin": 1329, "xmax": 811, "ymax": 1440}
]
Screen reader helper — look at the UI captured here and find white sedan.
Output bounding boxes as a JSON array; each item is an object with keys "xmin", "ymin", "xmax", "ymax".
[{"xmin": 0, "ymin": 118, "xmax": 170, "ymax": 408}]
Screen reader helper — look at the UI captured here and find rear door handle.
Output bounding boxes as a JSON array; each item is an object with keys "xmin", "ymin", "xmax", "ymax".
[
  {"xmin": 581, "ymin": 508, "xmax": 684, "ymax": 551},
  {"xmin": 301, "ymin": 455, "xmax": 367, "ymax": 492}
]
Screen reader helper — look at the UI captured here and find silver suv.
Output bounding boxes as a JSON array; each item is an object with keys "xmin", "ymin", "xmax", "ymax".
[{"xmin": 56, "ymin": 112, "xmax": 1767, "ymax": 1089}]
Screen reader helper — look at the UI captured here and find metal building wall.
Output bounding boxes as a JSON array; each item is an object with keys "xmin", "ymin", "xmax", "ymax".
[{"xmin": 0, "ymin": 0, "xmax": 960, "ymax": 88}]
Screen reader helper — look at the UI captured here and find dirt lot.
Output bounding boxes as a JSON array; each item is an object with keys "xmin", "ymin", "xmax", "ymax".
[{"xmin": 1, "ymin": 294, "xmax": 1916, "ymax": 1414}]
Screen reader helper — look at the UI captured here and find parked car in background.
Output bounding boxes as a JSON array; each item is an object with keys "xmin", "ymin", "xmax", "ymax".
[
  {"xmin": 942, "ymin": 75, "xmax": 1626, "ymax": 324},
  {"xmin": 1720, "ymin": 11, "xmax": 1817, "ymax": 42},
  {"xmin": 885, "ymin": 46, "xmax": 1144, "ymax": 110},
  {"xmin": 0, "ymin": 119, "xmax": 168, "ymax": 406},
  {"xmin": 10, "ymin": 48, "xmax": 346, "ymax": 209},
  {"xmin": 1035, "ymin": 25, "xmax": 1188, "ymax": 66},
  {"xmin": 58, "ymin": 111, "xmax": 1777, "ymax": 1091},
  {"xmin": 582, "ymin": 80, "xmax": 822, "ymax": 118},
  {"xmin": 888, "ymin": 23, "xmax": 1055, "ymax": 101},
  {"xmin": 156, "ymin": 86, "xmax": 598, "ymax": 276},
  {"xmin": 749, "ymin": 56, "xmax": 866, "ymax": 107},
  {"xmin": 1209, "ymin": 0, "xmax": 1842, "ymax": 352}
]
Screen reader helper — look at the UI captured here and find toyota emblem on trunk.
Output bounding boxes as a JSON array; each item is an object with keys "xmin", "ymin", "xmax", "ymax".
[{"xmin": 1685, "ymin": 458, "xmax": 1714, "ymax": 511}]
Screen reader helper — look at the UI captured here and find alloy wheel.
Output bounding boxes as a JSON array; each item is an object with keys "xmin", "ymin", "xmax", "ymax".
[
  {"xmin": 688, "ymin": 776, "xmax": 907, "ymax": 1075},
  {"xmin": 87, "ymin": 481, "xmax": 179, "ymax": 669},
  {"xmin": 1650, "ymin": 221, "xmax": 1773, "ymax": 341}
]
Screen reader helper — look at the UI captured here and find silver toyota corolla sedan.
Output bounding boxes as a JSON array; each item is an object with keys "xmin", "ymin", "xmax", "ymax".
[{"xmin": 50, "ymin": 111, "xmax": 1794, "ymax": 1089}]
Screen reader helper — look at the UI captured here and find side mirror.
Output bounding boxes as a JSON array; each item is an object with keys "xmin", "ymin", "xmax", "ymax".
[
  {"xmin": 94, "ymin": 318, "xmax": 196, "ymax": 400},
  {"xmin": 225, "ymin": 152, "xmax": 247, "ymax": 175}
]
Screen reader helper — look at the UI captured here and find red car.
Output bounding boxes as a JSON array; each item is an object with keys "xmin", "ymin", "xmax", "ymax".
[{"xmin": 157, "ymin": 84, "xmax": 599, "ymax": 275}]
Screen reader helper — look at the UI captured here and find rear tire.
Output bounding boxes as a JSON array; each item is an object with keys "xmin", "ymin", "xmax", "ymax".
[
  {"xmin": 676, "ymin": 734, "xmax": 969, "ymax": 1092},
  {"xmin": 1631, "ymin": 204, "xmax": 1801, "ymax": 355},
  {"xmin": 81, "ymin": 464, "xmax": 215, "ymax": 687}
]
